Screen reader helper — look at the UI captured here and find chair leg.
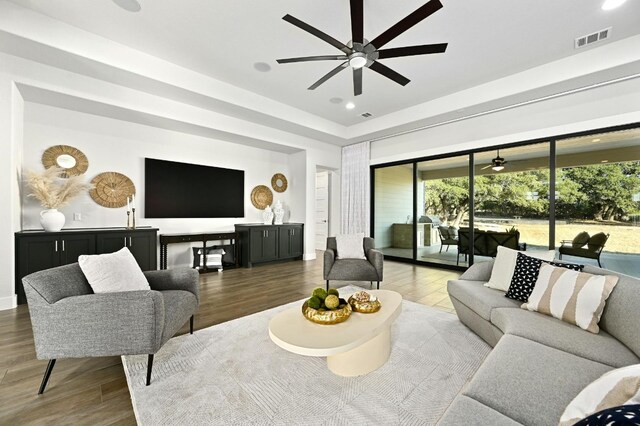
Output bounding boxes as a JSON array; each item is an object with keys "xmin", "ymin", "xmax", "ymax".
[
  {"xmin": 597, "ymin": 257, "xmax": 602, "ymax": 268},
  {"xmin": 446, "ymin": 245, "xmax": 450, "ymax": 252},
  {"xmin": 38, "ymin": 359, "xmax": 56, "ymax": 395},
  {"xmin": 370, "ymin": 281, "xmax": 373, "ymax": 288},
  {"xmin": 146, "ymin": 354, "xmax": 154, "ymax": 386},
  {"xmin": 376, "ymin": 281, "xmax": 380, "ymax": 290},
  {"xmin": 439, "ymin": 244, "xmax": 443, "ymax": 253},
  {"xmin": 190, "ymin": 315, "xmax": 194, "ymax": 334},
  {"xmin": 326, "ymin": 280, "xmax": 329, "ymax": 291}
]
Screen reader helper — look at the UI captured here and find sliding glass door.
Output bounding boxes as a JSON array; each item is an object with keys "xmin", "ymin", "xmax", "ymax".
[
  {"xmin": 473, "ymin": 143, "xmax": 551, "ymax": 264},
  {"xmin": 374, "ymin": 164, "xmax": 415, "ymax": 259},
  {"xmin": 556, "ymin": 129, "xmax": 640, "ymax": 276},
  {"xmin": 415, "ymin": 155, "xmax": 470, "ymax": 266}
]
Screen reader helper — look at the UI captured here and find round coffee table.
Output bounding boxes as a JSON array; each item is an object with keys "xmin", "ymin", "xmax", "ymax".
[{"xmin": 268, "ymin": 290, "xmax": 402, "ymax": 377}]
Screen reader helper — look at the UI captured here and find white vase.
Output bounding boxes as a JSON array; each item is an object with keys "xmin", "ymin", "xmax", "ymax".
[
  {"xmin": 273, "ymin": 201, "xmax": 285, "ymax": 225},
  {"xmin": 40, "ymin": 209, "xmax": 65, "ymax": 232},
  {"xmin": 262, "ymin": 205, "xmax": 274, "ymax": 225}
]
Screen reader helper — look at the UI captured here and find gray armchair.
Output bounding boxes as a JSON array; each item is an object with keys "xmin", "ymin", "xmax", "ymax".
[
  {"xmin": 323, "ymin": 237, "xmax": 384, "ymax": 291},
  {"xmin": 22, "ymin": 263, "xmax": 199, "ymax": 394}
]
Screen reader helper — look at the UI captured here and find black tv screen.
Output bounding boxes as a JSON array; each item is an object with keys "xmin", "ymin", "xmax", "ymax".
[{"xmin": 145, "ymin": 158, "xmax": 244, "ymax": 218}]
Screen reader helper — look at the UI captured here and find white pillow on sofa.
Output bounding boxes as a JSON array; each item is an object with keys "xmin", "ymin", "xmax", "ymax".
[
  {"xmin": 78, "ymin": 247, "xmax": 150, "ymax": 293},
  {"xmin": 559, "ymin": 364, "xmax": 640, "ymax": 426},
  {"xmin": 335, "ymin": 233, "xmax": 366, "ymax": 259},
  {"xmin": 484, "ymin": 246, "xmax": 555, "ymax": 291}
]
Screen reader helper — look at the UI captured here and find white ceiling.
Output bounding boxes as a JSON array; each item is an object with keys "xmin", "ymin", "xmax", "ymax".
[{"xmin": 7, "ymin": 0, "xmax": 640, "ymax": 126}]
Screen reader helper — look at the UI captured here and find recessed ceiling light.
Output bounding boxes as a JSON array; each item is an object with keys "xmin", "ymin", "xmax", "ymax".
[
  {"xmin": 592, "ymin": 138, "xmax": 601, "ymax": 142},
  {"xmin": 602, "ymin": 0, "xmax": 627, "ymax": 10},
  {"xmin": 112, "ymin": 0, "xmax": 141, "ymax": 12},
  {"xmin": 345, "ymin": 102, "xmax": 355, "ymax": 110},
  {"xmin": 329, "ymin": 97, "xmax": 343, "ymax": 104},
  {"xmin": 253, "ymin": 62, "xmax": 271, "ymax": 72}
]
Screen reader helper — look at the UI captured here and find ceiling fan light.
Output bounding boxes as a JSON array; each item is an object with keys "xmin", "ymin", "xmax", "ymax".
[
  {"xmin": 492, "ymin": 165, "xmax": 505, "ymax": 172},
  {"xmin": 349, "ymin": 53, "xmax": 367, "ymax": 69},
  {"xmin": 602, "ymin": 0, "xmax": 627, "ymax": 10}
]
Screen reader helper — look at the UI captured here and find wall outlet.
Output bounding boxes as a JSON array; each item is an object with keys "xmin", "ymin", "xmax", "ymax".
[{"xmin": 73, "ymin": 213, "xmax": 82, "ymax": 221}]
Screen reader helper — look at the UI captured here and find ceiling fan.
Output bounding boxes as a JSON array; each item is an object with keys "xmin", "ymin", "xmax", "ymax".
[
  {"xmin": 276, "ymin": 0, "xmax": 448, "ymax": 96},
  {"xmin": 481, "ymin": 150, "xmax": 508, "ymax": 172}
]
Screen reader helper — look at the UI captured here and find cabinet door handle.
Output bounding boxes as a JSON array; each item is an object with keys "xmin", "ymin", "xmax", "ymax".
[
  {"xmin": 54, "ymin": 240, "xmax": 58, "ymax": 252},
  {"xmin": 129, "ymin": 237, "xmax": 132, "ymax": 247},
  {"xmin": 62, "ymin": 240, "xmax": 65, "ymax": 251},
  {"xmin": 266, "ymin": 230, "xmax": 268, "ymax": 238},
  {"xmin": 124, "ymin": 237, "xmax": 127, "ymax": 247}
]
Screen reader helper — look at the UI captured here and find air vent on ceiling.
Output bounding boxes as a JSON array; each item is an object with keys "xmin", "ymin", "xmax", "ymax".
[
  {"xmin": 575, "ymin": 27, "xmax": 611, "ymax": 49},
  {"xmin": 361, "ymin": 112, "xmax": 373, "ymax": 118}
]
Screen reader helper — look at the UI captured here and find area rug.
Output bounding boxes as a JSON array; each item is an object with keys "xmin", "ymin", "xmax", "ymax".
[{"xmin": 122, "ymin": 286, "xmax": 490, "ymax": 425}]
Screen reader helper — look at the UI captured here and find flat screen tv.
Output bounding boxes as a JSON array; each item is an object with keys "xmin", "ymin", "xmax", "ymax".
[{"xmin": 145, "ymin": 158, "xmax": 244, "ymax": 218}]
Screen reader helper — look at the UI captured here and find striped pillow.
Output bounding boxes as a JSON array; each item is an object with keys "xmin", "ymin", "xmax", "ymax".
[
  {"xmin": 559, "ymin": 364, "xmax": 640, "ymax": 426},
  {"xmin": 521, "ymin": 264, "xmax": 618, "ymax": 333}
]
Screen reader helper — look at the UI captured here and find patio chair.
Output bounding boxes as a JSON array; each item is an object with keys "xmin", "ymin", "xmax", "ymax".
[
  {"xmin": 437, "ymin": 225, "xmax": 458, "ymax": 253},
  {"xmin": 559, "ymin": 232, "xmax": 609, "ymax": 267}
]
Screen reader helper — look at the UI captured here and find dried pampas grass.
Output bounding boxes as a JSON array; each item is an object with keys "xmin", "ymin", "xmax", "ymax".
[{"xmin": 26, "ymin": 167, "xmax": 93, "ymax": 209}]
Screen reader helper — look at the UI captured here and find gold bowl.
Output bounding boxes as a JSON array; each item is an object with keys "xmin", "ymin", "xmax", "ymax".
[
  {"xmin": 348, "ymin": 296, "xmax": 382, "ymax": 313},
  {"xmin": 302, "ymin": 301, "xmax": 352, "ymax": 325}
]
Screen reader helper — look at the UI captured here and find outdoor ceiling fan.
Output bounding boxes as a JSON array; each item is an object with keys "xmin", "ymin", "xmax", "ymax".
[
  {"xmin": 276, "ymin": 0, "xmax": 448, "ymax": 96},
  {"xmin": 481, "ymin": 150, "xmax": 508, "ymax": 172}
]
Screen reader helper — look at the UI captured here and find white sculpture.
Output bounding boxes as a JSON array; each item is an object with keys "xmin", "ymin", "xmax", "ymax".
[
  {"xmin": 273, "ymin": 200, "xmax": 285, "ymax": 225},
  {"xmin": 262, "ymin": 205, "xmax": 274, "ymax": 225}
]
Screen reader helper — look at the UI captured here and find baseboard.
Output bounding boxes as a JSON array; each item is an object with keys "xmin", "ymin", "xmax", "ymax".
[
  {"xmin": 0, "ymin": 294, "xmax": 17, "ymax": 311},
  {"xmin": 303, "ymin": 253, "xmax": 317, "ymax": 261}
]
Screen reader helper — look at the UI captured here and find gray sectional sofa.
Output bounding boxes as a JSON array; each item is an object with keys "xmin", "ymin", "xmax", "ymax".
[{"xmin": 439, "ymin": 260, "xmax": 640, "ymax": 425}]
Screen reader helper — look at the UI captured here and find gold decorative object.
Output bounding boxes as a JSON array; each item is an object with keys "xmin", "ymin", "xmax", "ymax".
[
  {"xmin": 42, "ymin": 145, "xmax": 89, "ymax": 178},
  {"xmin": 348, "ymin": 296, "xmax": 382, "ymax": 313},
  {"xmin": 90, "ymin": 172, "xmax": 135, "ymax": 208},
  {"xmin": 250, "ymin": 185, "xmax": 273, "ymax": 209},
  {"xmin": 302, "ymin": 301, "xmax": 352, "ymax": 325},
  {"xmin": 271, "ymin": 173, "xmax": 288, "ymax": 193}
]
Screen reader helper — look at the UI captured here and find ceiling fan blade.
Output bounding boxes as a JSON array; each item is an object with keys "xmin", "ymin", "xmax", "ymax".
[
  {"xmin": 308, "ymin": 62, "xmax": 348, "ymax": 90},
  {"xmin": 353, "ymin": 67, "xmax": 363, "ymax": 96},
  {"xmin": 377, "ymin": 43, "xmax": 448, "ymax": 59},
  {"xmin": 277, "ymin": 55, "xmax": 348, "ymax": 64},
  {"xmin": 480, "ymin": 165, "xmax": 492, "ymax": 170},
  {"xmin": 368, "ymin": 0, "xmax": 443, "ymax": 49},
  {"xmin": 368, "ymin": 61, "xmax": 410, "ymax": 86},
  {"xmin": 350, "ymin": 0, "xmax": 364, "ymax": 44},
  {"xmin": 283, "ymin": 14, "xmax": 352, "ymax": 54}
]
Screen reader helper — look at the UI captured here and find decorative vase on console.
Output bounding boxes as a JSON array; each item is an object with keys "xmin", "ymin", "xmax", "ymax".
[
  {"xmin": 262, "ymin": 205, "xmax": 274, "ymax": 225},
  {"xmin": 273, "ymin": 200, "xmax": 285, "ymax": 225},
  {"xmin": 25, "ymin": 166, "xmax": 92, "ymax": 232}
]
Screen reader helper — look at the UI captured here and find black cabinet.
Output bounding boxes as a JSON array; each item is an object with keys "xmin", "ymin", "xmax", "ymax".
[
  {"xmin": 96, "ymin": 230, "xmax": 156, "ymax": 271},
  {"xmin": 279, "ymin": 225, "xmax": 303, "ymax": 259},
  {"xmin": 235, "ymin": 223, "xmax": 304, "ymax": 267},
  {"xmin": 15, "ymin": 227, "xmax": 158, "ymax": 304}
]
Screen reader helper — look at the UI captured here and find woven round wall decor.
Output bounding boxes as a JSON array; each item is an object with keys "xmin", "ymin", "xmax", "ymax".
[
  {"xmin": 250, "ymin": 185, "xmax": 273, "ymax": 209},
  {"xmin": 271, "ymin": 173, "xmax": 288, "ymax": 193},
  {"xmin": 90, "ymin": 172, "xmax": 135, "ymax": 208},
  {"xmin": 41, "ymin": 145, "xmax": 89, "ymax": 177}
]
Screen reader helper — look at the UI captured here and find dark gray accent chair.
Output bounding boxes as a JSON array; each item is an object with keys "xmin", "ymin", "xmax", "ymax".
[
  {"xmin": 22, "ymin": 263, "xmax": 199, "ymax": 394},
  {"xmin": 323, "ymin": 237, "xmax": 383, "ymax": 291}
]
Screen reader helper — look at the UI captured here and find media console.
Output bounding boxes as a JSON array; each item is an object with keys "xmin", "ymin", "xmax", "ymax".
[{"xmin": 159, "ymin": 231, "xmax": 239, "ymax": 271}]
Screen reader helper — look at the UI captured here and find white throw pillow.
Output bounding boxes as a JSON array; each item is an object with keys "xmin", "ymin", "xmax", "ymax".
[
  {"xmin": 484, "ymin": 246, "xmax": 555, "ymax": 291},
  {"xmin": 78, "ymin": 247, "xmax": 150, "ymax": 293},
  {"xmin": 335, "ymin": 233, "xmax": 366, "ymax": 259},
  {"xmin": 522, "ymin": 264, "xmax": 618, "ymax": 333},
  {"xmin": 559, "ymin": 364, "xmax": 640, "ymax": 426}
]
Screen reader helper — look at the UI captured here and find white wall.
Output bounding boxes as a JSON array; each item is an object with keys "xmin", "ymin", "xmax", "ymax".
[
  {"xmin": 370, "ymin": 76, "xmax": 640, "ymax": 165},
  {"xmin": 21, "ymin": 103, "xmax": 299, "ymax": 268},
  {"xmin": 373, "ymin": 166, "xmax": 414, "ymax": 248}
]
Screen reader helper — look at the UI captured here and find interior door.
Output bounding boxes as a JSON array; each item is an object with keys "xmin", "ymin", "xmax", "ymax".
[{"xmin": 315, "ymin": 171, "xmax": 329, "ymax": 250}]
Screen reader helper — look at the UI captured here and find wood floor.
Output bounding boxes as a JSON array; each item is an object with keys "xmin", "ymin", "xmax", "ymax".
[{"xmin": 0, "ymin": 254, "xmax": 461, "ymax": 425}]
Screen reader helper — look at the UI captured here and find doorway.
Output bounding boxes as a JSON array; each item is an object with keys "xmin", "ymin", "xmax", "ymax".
[{"xmin": 315, "ymin": 171, "xmax": 330, "ymax": 250}]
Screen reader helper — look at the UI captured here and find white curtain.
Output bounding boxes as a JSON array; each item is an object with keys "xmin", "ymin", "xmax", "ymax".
[{"xmin": 341, "ymin": 141, "xmax": 370, "ymax": 235}]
